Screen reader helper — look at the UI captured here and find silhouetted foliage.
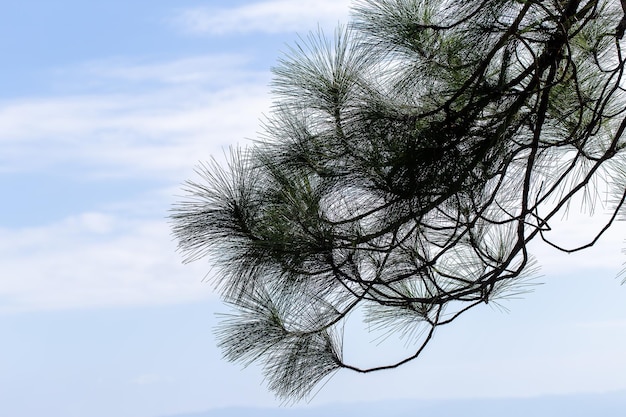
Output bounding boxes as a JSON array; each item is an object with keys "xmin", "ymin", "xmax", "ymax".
[{"xmin": 171, "ymin": 0, "xmax": 626, "ymax": 401}]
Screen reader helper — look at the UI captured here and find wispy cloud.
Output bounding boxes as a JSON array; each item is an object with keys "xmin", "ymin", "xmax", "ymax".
[
  {"xmin": 173, "ymin": 0, "xmax": 351, "ymax": 35},
  {"xmin": 0, "ymin": 55, "xmax": 272, "ymax": 179},
  {"xmin": 0, "ymin": 205, "xmax": 212, "ymax": 314},
  {"xmin": 80, "ymin": 54, "xmax": 263, "ymax": 86}
]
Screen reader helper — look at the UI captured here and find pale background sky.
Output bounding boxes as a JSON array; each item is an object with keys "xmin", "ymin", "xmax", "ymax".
[{"xmin": 1, "ymin": 1, "xmax": 625, "ymax": 417}]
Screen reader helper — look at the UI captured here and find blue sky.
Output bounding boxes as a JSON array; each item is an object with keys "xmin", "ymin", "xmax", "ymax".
[{"xmin": 1, "ymin": 1, "xmax": 625, "ymax": 416}]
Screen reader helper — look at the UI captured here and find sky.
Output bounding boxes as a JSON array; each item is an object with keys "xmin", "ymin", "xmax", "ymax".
[{"xmin": 0, "ymin": 1, "xmax": 625, "ymax": 417}]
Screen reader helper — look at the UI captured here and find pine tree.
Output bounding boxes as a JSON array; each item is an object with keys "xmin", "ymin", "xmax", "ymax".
[{"xmin": 171, "ymin": 0, "xmax": 626, "ymax": 400}]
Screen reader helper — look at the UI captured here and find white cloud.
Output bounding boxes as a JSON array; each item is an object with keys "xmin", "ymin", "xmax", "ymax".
[
  {"xmin": 0, "ymin": 207, "xmax": 214, "ymax": 314},
  {"xmin": 80, "ymin": 54, "xmax": 262, "ymax": 86},
  {"xmin": 174, "ymin": 0, "xmax": 351, "ymax": 35},
  {"xmin": 0, "ymin": 55, "xmax": 272, "ymax": 179}
]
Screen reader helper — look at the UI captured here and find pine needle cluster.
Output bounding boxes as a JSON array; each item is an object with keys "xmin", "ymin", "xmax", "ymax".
[{"xmin": 171, "ymin": 0, "xmax": 626, "ymax": 400}]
